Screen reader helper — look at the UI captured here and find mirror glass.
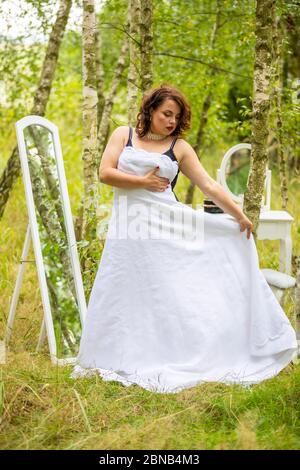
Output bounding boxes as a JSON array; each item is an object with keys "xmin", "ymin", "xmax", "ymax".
[
  {"xmin": 23, "ymin": 124, "xmax": 82, "ymax": 359},
  {"xmin": 224, "ymin": 147, "xmax": 251, "ymax": 197}
]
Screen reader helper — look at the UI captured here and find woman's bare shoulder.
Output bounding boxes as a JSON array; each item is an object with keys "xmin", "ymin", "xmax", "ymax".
[
  {"xmin": 174, "ymin": 138, "xmax": 193, "ymax": 164},
  {"xmin": 109, "ymin": 126, "xmax": 130, "ymax": 146},
  {"xmin": 111, "ymin": 125, "xmax": 129, "ymax": 137},
  {"xmin": 176, "ymin": 138, "xmax": 192, "ymax": 149}
]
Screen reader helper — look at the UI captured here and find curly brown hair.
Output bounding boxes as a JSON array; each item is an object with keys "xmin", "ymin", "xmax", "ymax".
[{"xmin": 135, "ymin": 83, "xmax": 191, "ymax": 138}]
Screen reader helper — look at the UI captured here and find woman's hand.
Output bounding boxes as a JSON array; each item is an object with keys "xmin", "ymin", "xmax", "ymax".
[
  {"xmin": 238, "ymin": 214, "xmax": 253, "ymax": 239},
  {"xmin": 141, "ymin": 166, "xmax": 170, "ymax": 192}
]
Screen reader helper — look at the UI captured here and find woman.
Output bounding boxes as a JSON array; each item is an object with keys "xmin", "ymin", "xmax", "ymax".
[{"xmin": 71, "ymin": 84, "xmax": 297, "ymax": 393}]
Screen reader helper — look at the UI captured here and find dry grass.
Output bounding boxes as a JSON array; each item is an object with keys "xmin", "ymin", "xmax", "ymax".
[{"xmin": 0, "ymin": 139, "xmax": 299, "ymax": 450}]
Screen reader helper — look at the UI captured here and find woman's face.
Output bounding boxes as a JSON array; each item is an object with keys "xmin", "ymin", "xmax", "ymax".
[{"xmin": 150, "ymin": 98, "xmax": 181, "ymax": 136}]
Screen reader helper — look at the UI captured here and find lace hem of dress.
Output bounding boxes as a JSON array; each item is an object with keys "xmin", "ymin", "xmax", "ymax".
[{"xmin": 69, "ymin": 352, "xmax": 296, "ymax": 394}]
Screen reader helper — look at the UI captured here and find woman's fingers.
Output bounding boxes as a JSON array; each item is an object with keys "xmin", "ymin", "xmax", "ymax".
[
  {"xmin": 240, "ymin": 221, "xmax": 253, "ymax": 239},
  {"xmin": 158, "ymin": 177, "xmax": 170, "ymax": 183}
]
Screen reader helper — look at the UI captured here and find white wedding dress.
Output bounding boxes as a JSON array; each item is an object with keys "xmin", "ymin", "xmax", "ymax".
[{"xmin": 71, "ymin": 135, "xmax": 297, "ymax": 393}]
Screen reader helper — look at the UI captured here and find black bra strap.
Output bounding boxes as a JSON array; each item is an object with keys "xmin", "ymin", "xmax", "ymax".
[{"xmin": 126, "ymin": 126, "xmax": 133, "ymax": 147}]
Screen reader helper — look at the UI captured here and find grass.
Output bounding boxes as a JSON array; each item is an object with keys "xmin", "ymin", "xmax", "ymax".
[
  {"xmin": 0, "ymin": 139, "xmax": 299, "ymax": 450},
  {"xmin": 0, "ymin": 351, "xmax": 299, "ymax": 449}
]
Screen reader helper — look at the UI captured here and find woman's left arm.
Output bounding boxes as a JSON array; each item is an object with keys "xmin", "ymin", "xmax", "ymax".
[{"xmin": 178, "ymin": 140, "xmax": 253, "ymax": 239}]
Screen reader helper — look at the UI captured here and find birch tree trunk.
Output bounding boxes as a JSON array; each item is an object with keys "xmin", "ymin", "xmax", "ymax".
[
  {"xmin": 0, "ymin": 0, "xmax": 72, "ymax": 219},
  {"xmin": 271, "ymin": 10, "xmax": 288, "ymax": 209},
  {"xmin": 95, "ymin": 29, "xmax": 106, "ymax": 131},
  {"xmin": 81, "ymin": 0, "xmax": 100, "ymax": 289},
  {"xmin": 128, "ymin": 0, "xmax": 141, "ymax": 125},
  {"xmin": 29, "ymin": 158, "xmax": 78, "ymax": 355},
  {"xmin": 243, "ymin": 0, "xmax": 275, "ymax": 235},
  {"xmin": 185, "ymin": 0, "xmax": 222, "ymax": 205},
  {"xmin": 76, "ymin": 35, "xmax": 129, "ymax": 247},
  {"xmin": 140, "ymin": 0, "xmax": 153, "ymax": 93},
  {"xmin": 28, "ymin": 126, "xmax": 66, "ymax": 237},
  {"xmin": 30, "ymin": 161, "xmax": 77, "ymax": 299},
  {"xmin": 96, "ymin": 38, "xmax": 129, "ymax": 169},
  {"xmin": 75, "ymin": 22, "xmax": 105, "ymax": 242}
]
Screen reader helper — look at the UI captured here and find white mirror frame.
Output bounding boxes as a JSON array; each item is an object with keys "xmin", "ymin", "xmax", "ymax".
[
  {"xmin": 15, "ymin": 115, "xmax": 87, "ymax": 365},
  {"xmin": 216, "ymin": 143, "xmax": 271, "ymax": 211}
]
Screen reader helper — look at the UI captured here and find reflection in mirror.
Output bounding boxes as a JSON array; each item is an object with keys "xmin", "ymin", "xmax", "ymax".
[
  {"xmin": 224, "ymin": 147, "xmax": 251, "ymax": 197},
  {"xmin": 23, "ymin": 124, "xmax": 82, "ymax": 359}
]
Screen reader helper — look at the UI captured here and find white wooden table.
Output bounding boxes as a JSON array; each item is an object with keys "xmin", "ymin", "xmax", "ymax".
[
  {"xmin": 257, "ymin": 210, "xmax": 294, "ymax": 275},
  {"xmin": 214, "ymin": 145, "xmax": 294, "ymax": 275}
]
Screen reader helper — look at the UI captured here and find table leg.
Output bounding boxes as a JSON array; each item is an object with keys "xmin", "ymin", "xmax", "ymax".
[{"xmin": 280, "ymin": 236, "xmax": 292, "ymax": 274}]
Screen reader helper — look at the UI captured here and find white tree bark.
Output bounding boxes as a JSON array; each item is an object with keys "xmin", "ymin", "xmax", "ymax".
[
  {"xmin": 81, "ymin": 0, "xmax": 100, "ymax": 287},
  {"xmin": 96, "ymin": 38, "xmax": 129, "ymax": 169},
  {"xmin": 95, "ymin": 29, "xmax": 106, "ymax": 131}
]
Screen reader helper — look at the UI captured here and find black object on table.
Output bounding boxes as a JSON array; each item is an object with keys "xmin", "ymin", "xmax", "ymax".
[{"xmin": 203, "ymin": 198, "xmax": 224, "ymax": 214}]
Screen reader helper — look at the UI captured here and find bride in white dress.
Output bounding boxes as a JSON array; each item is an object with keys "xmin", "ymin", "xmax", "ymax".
[{"xmin": 71, "ymin": 84, "xmax": 297, "ymax": 393}]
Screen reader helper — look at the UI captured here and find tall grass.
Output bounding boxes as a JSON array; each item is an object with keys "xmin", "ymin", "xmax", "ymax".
[
  {"xmin": 0, "ymin": 351, "xmax": 299, "ymax": 449},
  {"xmin": 0, "ymin": 134, "xmax": 299, "ymax": 450}
]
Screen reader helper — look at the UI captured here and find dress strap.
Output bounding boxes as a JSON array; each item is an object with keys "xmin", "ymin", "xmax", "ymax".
[
  {"xmin": 126, "ymin": 126, "xmax": 133, "ymax": 147},
  {"xmin": 170, "ymin": 136, "xmax": 177, "ymax": 151},
  {"xmin": 163, "ymin": 135, "xmax": 178, "ymax": 163}
]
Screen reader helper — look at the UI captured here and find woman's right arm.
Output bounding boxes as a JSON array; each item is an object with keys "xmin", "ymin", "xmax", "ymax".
[{"xmin": 99, "ymin": 127, "xmax": 170, "ymax": 191}]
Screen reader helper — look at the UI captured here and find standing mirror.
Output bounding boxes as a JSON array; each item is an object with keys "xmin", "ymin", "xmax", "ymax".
[
  {"xmin": 217, "ymin": 143, "xmax": 271, "ymax": 211},
  {"xmin": 224, "ymin": 145, "xmax": 251, "ymax": 198},
  {"xmin": 12, "ymin": 115, "xmax": 87, "ymax": 364}
]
